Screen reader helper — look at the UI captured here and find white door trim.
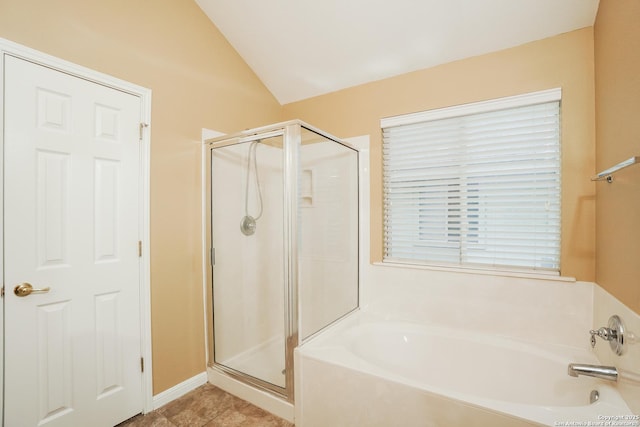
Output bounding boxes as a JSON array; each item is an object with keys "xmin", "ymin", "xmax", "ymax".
[{"xmin": 0, "ymin": 37, "xmax": 154, "ymax": 414}]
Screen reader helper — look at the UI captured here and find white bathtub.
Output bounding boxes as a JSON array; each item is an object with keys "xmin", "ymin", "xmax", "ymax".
[{"xmin": 295, "ymin": 312, "xmax": 634, "ymax": 427}]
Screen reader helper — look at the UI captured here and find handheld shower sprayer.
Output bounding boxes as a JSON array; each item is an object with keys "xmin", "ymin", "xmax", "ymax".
[{"xmin": 240, "ymin": 140, "xmax": 263, "ymax": 236}]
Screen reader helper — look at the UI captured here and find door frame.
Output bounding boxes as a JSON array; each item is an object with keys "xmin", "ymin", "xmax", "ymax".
[{"xmin": 0, "ymin": 37, "xmax": 154, "ymax": 416}]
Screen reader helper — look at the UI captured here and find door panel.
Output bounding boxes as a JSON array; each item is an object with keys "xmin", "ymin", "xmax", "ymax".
[
  {"xmin": 4, "ymin": 55, "xmax": 143, "ymax": 427},
  {"xmin": 211, "ymin": 138, "xmax": 286, "ymax": 390}
]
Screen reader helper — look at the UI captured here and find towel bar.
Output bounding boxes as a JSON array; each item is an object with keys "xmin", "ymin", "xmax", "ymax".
[{"xmin": 591, "ymin": 156, "xmax": 639, "ymax": 182}]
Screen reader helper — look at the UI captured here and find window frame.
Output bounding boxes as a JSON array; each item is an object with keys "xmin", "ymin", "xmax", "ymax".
[{"xmin": 380, "ymin": 88, "xmax": 562, "ymax": 275}]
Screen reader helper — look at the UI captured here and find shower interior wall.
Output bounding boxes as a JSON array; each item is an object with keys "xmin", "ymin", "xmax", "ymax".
[{"xmin": 299, "ymin": 139, "xmax": 359, "ymax": 341}]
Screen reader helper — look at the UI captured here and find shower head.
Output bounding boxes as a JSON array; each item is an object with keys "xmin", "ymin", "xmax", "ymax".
[{"xmin": 240, "ymin": 215, "xmax": 257, "ymax": 236}]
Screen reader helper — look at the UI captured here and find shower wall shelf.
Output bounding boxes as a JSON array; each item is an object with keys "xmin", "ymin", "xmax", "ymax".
[{"xmin": 591, "ymin": 156, "xmax": 639, "ymax": 183}]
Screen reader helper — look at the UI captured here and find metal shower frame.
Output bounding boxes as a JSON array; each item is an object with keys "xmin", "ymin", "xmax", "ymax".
[{"xmin": 203, "ymin": 120, "xmax": 359, "ymax": 403}]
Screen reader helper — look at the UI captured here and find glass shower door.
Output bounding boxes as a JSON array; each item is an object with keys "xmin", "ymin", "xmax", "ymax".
[{"xmin": 210, "ymin": 135, "xmax": 286, "ymax": 390}]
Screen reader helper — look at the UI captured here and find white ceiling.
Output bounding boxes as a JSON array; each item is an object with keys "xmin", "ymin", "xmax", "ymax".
[{"xmin": 195, "ymin": 0, "xmax": 599, "ymax": 104}]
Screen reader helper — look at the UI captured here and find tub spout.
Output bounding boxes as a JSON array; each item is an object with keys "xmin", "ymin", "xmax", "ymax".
[{"xmin": 568, "ymin": 363, "xmax": 618, "ymax": 381}]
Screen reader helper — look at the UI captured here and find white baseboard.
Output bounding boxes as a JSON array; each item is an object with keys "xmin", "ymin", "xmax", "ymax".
[{"xmin": 152, "ymin": 371, "xmax": 208, "ymax": 410}]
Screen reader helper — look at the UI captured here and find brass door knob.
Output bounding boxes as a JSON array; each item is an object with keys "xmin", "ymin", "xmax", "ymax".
[{"xmin": 14, "ymin": 283, "xmax": 51, "ymax": 297}]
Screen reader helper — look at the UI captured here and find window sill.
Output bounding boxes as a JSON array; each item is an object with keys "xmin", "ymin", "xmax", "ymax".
[{"xmin": 374, "ymin": 260, "xmax": 577, "ymax": 283}]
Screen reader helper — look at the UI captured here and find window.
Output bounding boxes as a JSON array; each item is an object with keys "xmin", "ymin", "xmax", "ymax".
[{"xmin": 381, "ymin": 89, "xmax": 561, "ymax": 273}]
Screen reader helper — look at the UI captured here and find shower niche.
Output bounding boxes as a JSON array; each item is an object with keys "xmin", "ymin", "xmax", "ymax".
[{"xmin": 204, "ymin": 121, "xmax": 359, "ymax": 404}]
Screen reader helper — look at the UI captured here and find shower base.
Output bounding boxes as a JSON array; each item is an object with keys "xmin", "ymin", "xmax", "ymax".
[
  {"xmin": 209, "ymin": 335, "xmax": 292, "ymax": 421},
  {"xmin": 218, "ymin": 335, "xmax": 286, "ymax": 388},
  {"xmin": 208, "ymin": 337, "xmax": 294, "ymax": 423}
]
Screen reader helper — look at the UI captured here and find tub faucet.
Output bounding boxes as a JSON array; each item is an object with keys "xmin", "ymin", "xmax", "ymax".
[
  {"xmin": 568, "ymin": 363, "xmax": 618, "ymax": 382},
  {"xmin": 590, "ymin": 315, "xmax": 626, "ymax": 356}
]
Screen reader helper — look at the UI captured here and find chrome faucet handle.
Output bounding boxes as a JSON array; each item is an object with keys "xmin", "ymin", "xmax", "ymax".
[
  {"xmin": 590, "ymin": 327, "xmax": 612, "ymax": 348},
  {"xmin": 590, "ymin": 327, "xmax": 613, "ymax": 341},
  {"xmin": 589, "ymin": 315, "xmax": 625, "ymax": 355}
]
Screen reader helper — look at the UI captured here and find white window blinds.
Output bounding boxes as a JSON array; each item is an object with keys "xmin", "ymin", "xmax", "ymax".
[{"xmin": 382, "ymin": 89, "xmax": 561, "ymax": 273}]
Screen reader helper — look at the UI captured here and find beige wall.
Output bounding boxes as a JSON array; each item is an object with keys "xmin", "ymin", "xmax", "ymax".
[
  {"xmin": 0, "ymin": 0, "xmax": 282, "ymax": 393},
  {"xmin": 594, "ymin": 0, "xmax": 640, "ymax": 314},
  {"xmin": 283, "ymin": 28, "xmax": 597, "ymax": 282}
]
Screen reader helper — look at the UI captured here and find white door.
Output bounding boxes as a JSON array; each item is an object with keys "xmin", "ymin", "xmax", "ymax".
[{"xmin": 4, "ymin": 55, "xmax": 143, "ymax": 427}]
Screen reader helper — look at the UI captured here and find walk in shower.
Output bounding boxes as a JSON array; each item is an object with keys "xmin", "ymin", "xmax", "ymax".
[{"xmin": 204, "ymin": 121, "xmax": 359, "ymax": 405}]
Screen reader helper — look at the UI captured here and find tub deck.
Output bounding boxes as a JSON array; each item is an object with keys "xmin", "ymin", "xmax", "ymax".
[{"xmin": 295, "ymin": 311, "xmax": 634, "ymax": 427}]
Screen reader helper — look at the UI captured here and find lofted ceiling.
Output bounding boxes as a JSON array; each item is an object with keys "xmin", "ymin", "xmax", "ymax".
[{"xmin": 195, "ymin": 0, "xmax": 599, "ymax": 104}]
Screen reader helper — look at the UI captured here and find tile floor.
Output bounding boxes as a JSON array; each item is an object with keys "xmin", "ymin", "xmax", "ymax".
[{"xmin": 117, "ymin": 383, "xmax": 294, "ymax": 427}]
